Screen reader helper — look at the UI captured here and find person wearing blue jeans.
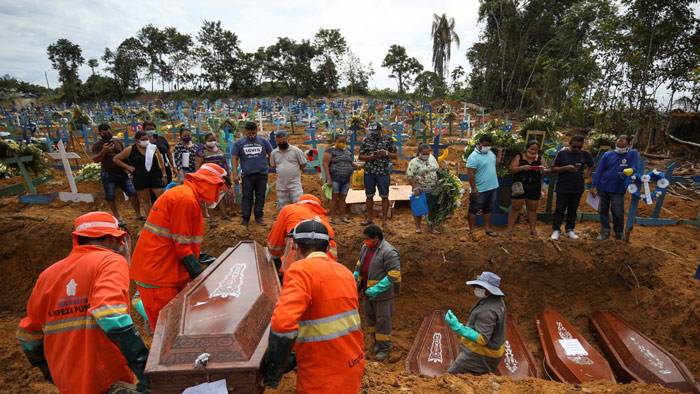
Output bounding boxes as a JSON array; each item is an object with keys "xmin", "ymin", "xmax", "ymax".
[
  {"xmin": 465, "ymin": 134, "xmax": 503, "ymax": 237},
  {"xmin": 592, "ymin": 134, "xmax": 638, "ymax": 240},
  {"xmin": 358, "ymin": 123, "xmax": 397, "ymax": 227},
  {"xmin": 232, "ymin": 122, "xmax": 273, "ymax": 226}
]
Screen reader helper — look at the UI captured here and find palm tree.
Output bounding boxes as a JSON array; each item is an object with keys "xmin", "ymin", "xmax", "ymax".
[{"xmin": 431, "ymin": 13, "xmax": 460, "ymax": 82}]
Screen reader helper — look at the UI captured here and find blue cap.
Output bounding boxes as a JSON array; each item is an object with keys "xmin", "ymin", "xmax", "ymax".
[{"xmin": 466, "ymin": 271, "xmax": 505, "ymax": 296}]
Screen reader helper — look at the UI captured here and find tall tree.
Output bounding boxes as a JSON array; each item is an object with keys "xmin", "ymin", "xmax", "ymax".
[
  {"xmin": 46, "ymin": 38, "xmax": 84, "ymax": 103},
  {"xmin": 381, "ymin": 45, "xmax": 424, "ymax": 94},
  {"xmin": 165, "ymin": 28, "xmax": 194, "ymax": 89},
  {"xmin": 102, "ymin": 38, "xmax": 143, "ymax": 98},
  {"xmin": 87, "ymin": 58, "xmax": 99, "ymax": 75},
  {"xmin": 137, "ymin": 24, "xmax": 169, "ymax": 91},
  {"xmin": 431, "ymin": 13, "xmax": 460, "ymax": 82},
  {"xmin": 313, "ymin": 28, "xmax": 347, "ymax": 93},
  {"xmin": 342, "ymin": 49, "xmax": 374, "ymax": 95},
  {"xmin": 197, "ymin": 20, "xmax": 241, "ymax": 90}
]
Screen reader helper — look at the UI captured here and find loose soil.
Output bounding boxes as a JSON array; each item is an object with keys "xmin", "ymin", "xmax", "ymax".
[{"xmin": 1, "ymin": 129, "xmax": 699, "ymax": 394}]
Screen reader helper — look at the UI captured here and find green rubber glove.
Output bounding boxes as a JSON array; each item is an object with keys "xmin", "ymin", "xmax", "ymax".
[
  {"xmin": 445, "ymin": 310, "xmax": 480, "ymax": 343},
  {"xmin": 353, "ymin": 271, "xmax": 360, "ymax": 282},
  {"xmin": 181, "ymin": 254, "xmax": 203, "ymax": 279},
  {"xmin": 365, "ymin": 276, "xmax": 392, "ymax": 300}
]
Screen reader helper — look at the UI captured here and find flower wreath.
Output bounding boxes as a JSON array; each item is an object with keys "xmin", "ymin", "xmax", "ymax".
[{"xmin": 626, "ymin": 169, "xmax": 669, "ymax": 204}]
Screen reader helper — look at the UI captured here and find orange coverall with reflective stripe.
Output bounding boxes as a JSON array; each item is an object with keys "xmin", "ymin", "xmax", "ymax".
[
  {"xmin": 17, "ymin": 245, "xmax": 133, "ymax": 394},
  {"xmin": 267, "ymin": 199, "xmax": 337, "ymax": 263},
  {"xmin": 130, "ymin": 180, "xmax": 208, "ymax": 287},
  {"xmin": 270, "ymin": 252, "xmax": 365, "ymax": 394}
]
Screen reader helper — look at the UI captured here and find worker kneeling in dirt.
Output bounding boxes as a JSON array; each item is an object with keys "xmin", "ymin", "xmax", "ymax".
[
  {"xmin": 446, "ymin": 271, "xmax": 507, "ymax": 375},
  {"xmin": 263, "ymin": 220, "xmax": 365, "ymax": 393},
  {"xmin": 130, "ymin": 163, "xmax": 227, "ymax": 333},
  {"xmin": 17, "ymin": 212, "xmax": 151, "ymax": 393},
  {"xmin": 354, "ymin": 224, "xmax": 401, "ymax": 361}
]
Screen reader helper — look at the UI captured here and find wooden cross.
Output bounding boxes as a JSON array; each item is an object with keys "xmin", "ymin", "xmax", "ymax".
[
  {"xmin": 392, "ymin": 123, "xmax": 411, "ymax": 160},
  {"xmin": 2, "ymin": 154, "xmax": 37, "ymax": 194},
  {"xmin": 347, "ymin": 125, "xmax": 363, "ymax": 155},
  {"xmin": 477, "ymin": 108, "xmax": 490, "ymax": 128},
  {"xmin": 304, "ymin": 127, "xmax": 321, "ymax": 150},
  {"xmin": 430, "ymin": 133, "xmax": 449, "ymax": 160},
  {"xmin": 47, "ymin": 140, "xmax": 94, "ymax": 202}
]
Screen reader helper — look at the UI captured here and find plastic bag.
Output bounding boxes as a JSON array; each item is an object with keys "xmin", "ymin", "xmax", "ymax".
[
  {"xmin": 410, "ymin": 192, "xmax": 430, "ymax": 217},
  {"xmin": 322, "ymin": 183, "xmax": 333, "ymax": 199},
  {"xmin": 351, "ymin": 169, "xmax": 365, "ymax": 190}
]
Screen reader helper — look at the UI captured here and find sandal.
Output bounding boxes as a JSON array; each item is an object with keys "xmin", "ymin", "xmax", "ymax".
[
  {"xmin": 530, "ymin": 231, "xmax": 540, "ymax": 236},
  {"xmin": 485, "ymin": 230, "xmax": 498, "ymax": 237},
  {"xmin": 429, "ymin": 228, "xmax": 441, "ymax": 234},
  {"xmin": 360, "ymin": 219, "xmax": 374, "ymax": 226},
  {"xmin": 221, "ymin": 216, "xmax": 235, "ymax": 222},
  {"xmin": 415, "ymin": 229, "xmax": 423, "ymax": 234},
  {"xmin": 342, "ymin": 217, "xmax": 351, "ymax": 223},
  {"xmin": 209, "ymin": 218, "xmax": 219, "ymax": 228},
  {"xmin": 136, "ymin": 216, "xmax": 146, "ymax": 221}
]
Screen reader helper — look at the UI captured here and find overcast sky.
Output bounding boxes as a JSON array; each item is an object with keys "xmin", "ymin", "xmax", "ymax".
[{"xmin": 0, "ymin": 0, "xmax": 482, "ymax": 91}]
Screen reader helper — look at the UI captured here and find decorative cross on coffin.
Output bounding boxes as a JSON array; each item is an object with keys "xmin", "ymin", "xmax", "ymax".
[{"xmin": 47, "ymin": 140, "xmax": 95, "ymax": 202}]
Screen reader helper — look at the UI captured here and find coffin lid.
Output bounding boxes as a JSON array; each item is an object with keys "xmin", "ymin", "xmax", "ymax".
[
  {"xmin": 495, "ymin": 317, "xmax": 542, "ymax": 379},
  {"xmin": 405, "ymin": 310, "xmax": 461, "ymax": 376}
]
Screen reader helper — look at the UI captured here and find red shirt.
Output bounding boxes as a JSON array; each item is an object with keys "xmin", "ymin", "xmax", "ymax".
[{"xmin": 360, "ymin": 248, "xmax": 375, "ymax": 290}]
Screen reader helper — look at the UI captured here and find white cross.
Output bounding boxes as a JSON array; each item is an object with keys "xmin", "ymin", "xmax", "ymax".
[
  {"xmin": 47, "ymin": 140, "xmax": 94, "ymax": 202},
  {"xmin": 257, "ymin": 110, "xmax": 264, "ymax": 131}
]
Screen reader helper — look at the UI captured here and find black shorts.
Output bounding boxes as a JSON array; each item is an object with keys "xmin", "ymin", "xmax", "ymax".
[
  {"xmin": 512, "ymin": 185, "xmax": 541, "ymax": 200},
  {"xmin": 132, "ymin": 170, "xmax": 164, "ymax": 190}
]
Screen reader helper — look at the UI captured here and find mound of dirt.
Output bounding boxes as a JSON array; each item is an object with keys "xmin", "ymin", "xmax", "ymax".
[{"xmin": 1, "ymin": 126, "xmax": 700, "ymax": 393}]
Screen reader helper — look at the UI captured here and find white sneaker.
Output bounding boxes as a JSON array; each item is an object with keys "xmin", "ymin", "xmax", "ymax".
[
  {"xmin": 550, "ymin": 230, "xmax": 560, "ymax": 240},
  {"xmin": 565, "ymin": 230, "xmax": 579, "ymax": 239}
]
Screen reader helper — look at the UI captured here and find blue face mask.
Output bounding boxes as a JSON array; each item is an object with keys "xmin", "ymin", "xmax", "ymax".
[
  {"xmin": 419, "ymin": 154, "xmax": 430, "ymax": 160},
  {"xmin": 182, "ymin": 137, "xmax": 192, "ymax": 142}
]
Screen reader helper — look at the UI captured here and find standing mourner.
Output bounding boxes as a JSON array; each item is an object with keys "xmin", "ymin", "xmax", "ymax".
[
  {"xmin": 592, "ymin": 135, "xmax": 638, "ymax": 240},
  {"xmin": 112, "ymin": 130, "xmax": 167, "ymax": 216},
  {"xmin": 358, "ymin": 122, "xmax": 398, "ymax": 227},
  {"xmin": 549, "ymin": 135, "xmax": 595, "ymax": 240},
  {"xmin": 17, "ymin": 212, "xmax": 150, "ymax": 393},
  {"xmin": 323, "ymin": 133, "xmax": 359, "ymax": 224},
  {"xmin": 196, "ymin": 131, "xmax": 233, "ymax": 224},
  {"xmin": 406, "ymin": 143, "xmax": 441, "ymax": 233},
  {"xmin": 505, "ymin": 140, "xmax": 548, "ymax": 236},
  {"xmin": 232, "ymin": 122, "xmax": 273, "ymax": 226},
  {"xmin": 446, "ymin": 271, "xmax": 507, "ymax": 376},
  {"xmin": 173, "ymin": 127, "xmax": 199, "ymax": 182},
  {"xmin": 130, "ymin": 164, "xmax": 227, "ymax": 332},
  {"xmin": 270, "ymin": 131, "xmax": 307, "ymax": 209},
  {"xmin": 466, "ymin": 134, "xmax": 503, "ymax": 237},
  {"xmin": 354, "ymin": 225, "xmax": 401, "ymax": 361},
  {"xmin": 263, "ymin": 220, "xmax": 364, "ymax": 393},
  {"xmin": 91, "ymin": 123, "xmax": 143, "ymax": 219},
  {"xmin": 144, "ymin": 121, "xmax": 176, "ymax": 185}
]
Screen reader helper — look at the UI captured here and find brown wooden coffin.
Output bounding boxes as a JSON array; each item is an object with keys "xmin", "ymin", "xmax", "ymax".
[
  {"xmin": 145, "ymin": 241, "xmax": 281, "ymax": 393},
  {"xmin": 405, "ymin": 310, "xmax": 461, "ymax": 376},
  {"xmin": 535, "ymin": 310, "xmax": 616, "ymax": 383},
  {"xmin": 495, "ymin": 317, "xmax": 542, "ymax": 379},
  {"xmin": 589, "ymin": 311, "xmax": 700, "ymax": 393}
]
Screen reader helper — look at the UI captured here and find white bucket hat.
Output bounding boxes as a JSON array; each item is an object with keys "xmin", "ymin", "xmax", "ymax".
[{"xmin": 466, "ymin": 271, "xmax": 505, "ymax": 296}]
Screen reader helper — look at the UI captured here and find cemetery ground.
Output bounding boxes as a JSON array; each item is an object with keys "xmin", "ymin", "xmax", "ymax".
[{"xmin": 0, "ymin": 134, "xmax": 699, "ymax": 394}]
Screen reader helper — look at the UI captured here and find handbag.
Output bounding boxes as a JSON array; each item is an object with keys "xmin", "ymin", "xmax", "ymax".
[{"xmin": 512, "ymin": 181, "xmax": 525, "ymax": 197}]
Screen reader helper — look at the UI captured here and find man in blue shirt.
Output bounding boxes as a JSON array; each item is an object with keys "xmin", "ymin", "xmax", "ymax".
[
  {"xmin": 232, "ymin": 122, "xmax": 273, "ymax": 226},
  {"xmin": 466, "ymin": 134, "xmax": 503, "ymax": 237},
  {"xmin": 550, "ymin": 136, "xmax": 595, "ymax": 240},
  {"xmin": 592, "ymin": 135, "xmax": 638, "ymax": 240}
]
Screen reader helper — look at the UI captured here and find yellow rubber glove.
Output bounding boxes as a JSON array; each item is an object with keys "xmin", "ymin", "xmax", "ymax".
[{"xmin": 623, "ymin": 168, "xmax": 634, "ymax": 176}]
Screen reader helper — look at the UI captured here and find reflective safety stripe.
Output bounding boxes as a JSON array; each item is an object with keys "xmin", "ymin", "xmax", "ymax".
[
  {"xmin": 355, "ymin": 260, "xmax": 361, "ymax": 268},
  {"xmin": 16, "ymin": 327, "xmax": 44, "ymax": 342},
  {"xmin": 143, "ymin": 221, "xmax": 171, "ymax": 237},
  {"xmin": 329, "ymin": 246, "xmax": 338, "ymax": 258},
  {"xmin": 367, "ymin": 280, "xmax": 379, "ymax": 287},
  {"xmin": 271, "ymin": 329, "xmax": 298, "ymax": 338},
  {"xmin": 43, "ymin": 316, "xmax": 99, "ymax": 335},
  {"xmin": 388, "ymin": 270, "xmax": 401, "ymax": 282},
  {"xmin": 90, "ymin": 304, "xmax": 128, "ymax": 320},
  {"xmin": 268, "ymin": 245, "xmax": 285, "ymax": 252},
  {"xmin": 375, "ymin": 333, "xmax": 391, "ymax": 341},
  {"xmin": 477, "ymin": 334, "xmax": 487, "ymax": 346},
  {"xmin": 461, "ymin": 337, "xmax": 506, "ymax": 358},
  {"xmin": 297, "ymin": 309, "xmax": 361, "ymax": 343},
  {"xmin": 171, "ymin": 233, "xmax": 203, "ymax": 244},
  {"xmin": 368, "ymin": 326, "xmax": 376, "ymax": 333}
]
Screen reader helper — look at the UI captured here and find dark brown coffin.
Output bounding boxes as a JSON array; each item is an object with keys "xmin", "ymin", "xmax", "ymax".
[
  {"xmin": 589, "ymin": 311, "xmax": 700, "ymax": 393},
  {"xmin": 495, "ymin": 317, "xmax": 542, "ymax": 379},
  {"xmin": 535, "ymin": 310, "xmax": 616, "ymax": 383},
  {"xmin": 145, "ymin": 241, "xmax": 281, "ymax": 393},
  {"xmin": 405, "ymin": 310, "xmax": 461, "ymax": 376}
]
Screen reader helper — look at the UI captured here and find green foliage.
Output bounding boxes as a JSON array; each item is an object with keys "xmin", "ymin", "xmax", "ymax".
[
  {"xmin": 587, "ymin": 132, "xmax": 617, "ymax": 158},
  {"xmin": 197, "ymin": 20, "xmax": 241, "ymax": 90},
  {"xmin": 428, "ymin": 169, "xmax": 465, "ymax": 226},
  {"xmin": 46, "ymin": 38, "xmax": 84, "ymax": 103},
  {"xmin": 0, "ymin": 139, "xmax": 48, "ymax": 176},
  {"xmin": 0, "ymin": 74, "xmax": 51, "ymax": 95},
  {"xmin": 74, "ymin": 162, "xmax": 101, "ymax": 183},
  {"xmin": 382, "ymin": 45, "xmax": 424, "ymax": 94},
  {"xmin": 431, "ymin": 13, "xmax": 460, "ymax": 81},
  {"xmin": 518, "ymin": 115, "xmax": 559, "ymax": 142},
  {"xmin": 313, "ymin": 29, "xmax": 347, "ymax": 93}
]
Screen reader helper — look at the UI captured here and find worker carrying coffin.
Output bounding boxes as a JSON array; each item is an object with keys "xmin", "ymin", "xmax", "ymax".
[
  {"xmin": 446, "ymin": 271, "xmax": 507, "ymax": 375},
  {"xmin": 17, "ymin": 212, "xmax": 150, "ymax": 393},
  {"xmin": 130, "ymin": 163, "xmax": 227, "ymax": 332},
  {"xmin": 263, "ymin": 220, "xmax": 365, "ymax": 393},
  {"xmin": 266, "ymin": 194, "xmax": 337, "ymax": 276}
]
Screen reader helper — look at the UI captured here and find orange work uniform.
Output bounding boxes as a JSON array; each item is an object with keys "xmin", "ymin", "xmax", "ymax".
[
  {"xmin": 267, "ymin": 195, "xmax": 338, "ymax": 269},
  {"xmin": 270, "ymin": 252, "xmax": 365, "ymax": 393},
  {"xmin": 17, "ymin": 245, "xmax": 134, "ymax": 394},
  {"xmin": 130, "ymin": 179, "xmax": 213, "ymax": 330}
]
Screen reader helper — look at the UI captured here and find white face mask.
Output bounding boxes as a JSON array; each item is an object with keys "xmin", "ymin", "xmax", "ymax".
[
  {"xmin": 138, "ymin": 140, "xmax": 149, "ymax": 147},
  {"xmin": 615, "ymin": 147, "xmax": 629, "ymax": 154},
  {"xmin": 474, "ymin": 287, "xmax": 487, "ymax": 299},
  {"xmin": 419, "ymin": 154, "xmax": 430, "ymax": 161},
  {"xmin": 206, "ymin": 190, "xmax": 225, "ymax": 208},
  {"xmin": 206, "ymin": 141, "xmax": 217, "ymax": 148},
  {"xmin": 479, "ymin": 145, "xmax": 491, "ymax": 154}
]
